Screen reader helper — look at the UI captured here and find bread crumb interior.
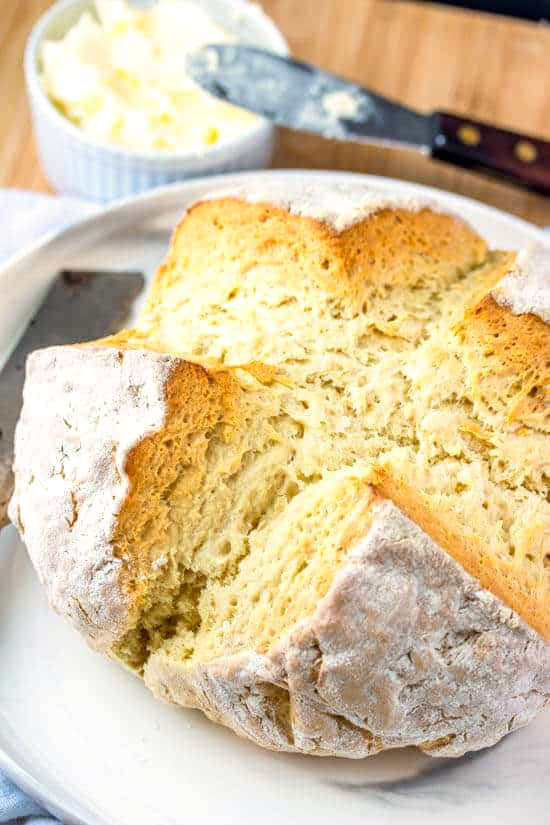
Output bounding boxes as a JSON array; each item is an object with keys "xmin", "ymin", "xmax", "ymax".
[{"xmin": 111, "ymin": 201, "xmax": 550, "ymax": 670}]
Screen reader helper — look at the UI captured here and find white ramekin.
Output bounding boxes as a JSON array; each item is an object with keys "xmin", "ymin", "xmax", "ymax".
[{"xmin": 25, "ymin": 0, "xmax": 288, "ymax": 202}]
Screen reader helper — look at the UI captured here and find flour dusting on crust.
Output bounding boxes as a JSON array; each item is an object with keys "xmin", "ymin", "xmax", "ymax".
[
  {"xmin": 201, "ymin": 180, "xmax": 451, "ymax": 233},
  {"xmin": 491, "ymin": 245, "xmax": 550, "ymax": 323},
  {"xmin": 145, "ymin": 501, "xmax": 550, "ymax": 758},
  {"xmin": 8, "ymin": 345, "xmax": 175, "ymax": 649}
]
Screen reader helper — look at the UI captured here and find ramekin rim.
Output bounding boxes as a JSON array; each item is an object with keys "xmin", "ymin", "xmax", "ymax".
[{"xmin": 24, "ymin": 0, "xmax": 289, "ymax": 163}]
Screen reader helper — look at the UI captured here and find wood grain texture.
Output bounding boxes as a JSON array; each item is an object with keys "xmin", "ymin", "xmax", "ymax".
[{"xmin": 1, "ymin": 0, "xmax": 549, "ymax": 224}]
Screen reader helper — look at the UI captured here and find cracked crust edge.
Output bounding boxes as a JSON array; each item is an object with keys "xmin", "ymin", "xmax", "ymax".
[
  {"xmin": 145, "ymin": 500, "xmax": 550, "ymax": 758},
  {"xmin": 8, "ymin": 345, "xmax": 177, "ymax": 649}
]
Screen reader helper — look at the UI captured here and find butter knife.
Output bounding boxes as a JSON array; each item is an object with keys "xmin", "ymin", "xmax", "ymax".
[{"xmin": 188, "ymin": 45, "xmax": 550, "ymax": 194}]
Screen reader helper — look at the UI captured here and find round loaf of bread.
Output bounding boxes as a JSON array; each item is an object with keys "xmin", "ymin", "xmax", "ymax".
[{"xmin": 9, "ymin": 182, "xmax": 550, "ymax": 757}]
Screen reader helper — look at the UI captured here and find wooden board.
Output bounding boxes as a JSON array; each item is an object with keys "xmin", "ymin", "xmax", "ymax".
[{"xmin": 1, "ymin": 0, "xmax": 549, "ymax": 224}]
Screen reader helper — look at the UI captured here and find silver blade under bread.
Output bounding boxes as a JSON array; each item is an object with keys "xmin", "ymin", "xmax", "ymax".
[
  {"xmin": 0, "ymin": 270, "xmax": 144, "ymax": 526},
  {"xmin": 187, "ymin": 45, "xmax": 437, "ymax": 150}
]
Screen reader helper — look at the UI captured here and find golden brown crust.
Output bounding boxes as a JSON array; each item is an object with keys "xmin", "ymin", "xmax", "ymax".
[
  {"xmin": 372, "ymin": 466, "xmax": 549, "ymax": 639},
  {"xmin": 143, "ymin": 198, "xmax": 487, "ymax": 323},
  {"xmin": 339, "ymin": 206, "xmax": 487, "ymax": 290},
  {"xmin": 455, "ymin": 293, "xmax": 550, "ymax": 432},
  {"xmin": 113, "ymin": 355, "xmax": 243, "ymax": 614},
  {"xmin": 372, "ymin": 264, "xmax": 550, "ymax": 638}
]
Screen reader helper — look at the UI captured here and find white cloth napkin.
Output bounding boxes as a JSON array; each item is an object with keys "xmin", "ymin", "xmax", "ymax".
[
  {"xmin": 0, "ymin": 189, "xmax": 97, "ymax": 263},
  {"xmin": 0, "ymin": 188, "xmax": 97, "ymax": 824}
]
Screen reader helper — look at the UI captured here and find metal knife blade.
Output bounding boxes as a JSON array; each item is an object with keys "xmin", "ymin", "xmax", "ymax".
[
  {"xmin": 188, "ymin": 45, "xmax": 438, "ymax": 150},
  {"xmin": 188, "ymin": 45, "xmax": 550, "ymax": 194},
  {"xmin": 0, "ymin": 270, "xmax": 144, "ymax": 526}
]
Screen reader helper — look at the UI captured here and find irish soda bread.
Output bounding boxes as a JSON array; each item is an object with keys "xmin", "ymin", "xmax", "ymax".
[{"xmin": 9, "ymin": 181, "xmax": 550, "ymax": 758}]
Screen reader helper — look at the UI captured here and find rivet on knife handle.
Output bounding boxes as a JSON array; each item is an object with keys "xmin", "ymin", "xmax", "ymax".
[
  {"xmin": 0, "ymin": 270, "xmax": 144, "ymax": 527},
  {"xmin": 431, "ymin": 112, "xmax": 550, "ymax": 194}
]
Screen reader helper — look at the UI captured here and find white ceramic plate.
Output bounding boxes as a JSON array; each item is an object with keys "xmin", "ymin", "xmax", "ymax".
[{"xmin": 0, "ymin": 171, "xmax": 549, "ymax": 825}]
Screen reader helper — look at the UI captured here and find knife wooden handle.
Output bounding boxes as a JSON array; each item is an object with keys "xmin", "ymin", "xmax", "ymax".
[{"xmin": 431, "ymin": 112, "xmax": 550, "ymax": 194}]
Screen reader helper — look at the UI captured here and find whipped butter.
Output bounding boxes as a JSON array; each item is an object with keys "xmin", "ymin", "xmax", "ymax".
[{"xmin": 40, "ymin": 0, "xmax": 259, "ymax": 152}]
